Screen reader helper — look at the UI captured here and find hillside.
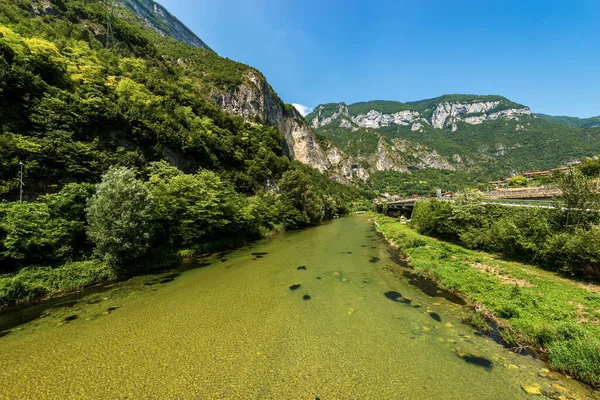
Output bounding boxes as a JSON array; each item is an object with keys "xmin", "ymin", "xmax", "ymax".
[
  {"xmin": 308, "ymin": 96, "xmax": 600, "ymax": 195},
  {"xmin": 0, "ymin": 0, "xmax": 365, "ymax": 200},
  {"xmin": 535, "ymin": 113, "xmax": 600, "ymax": 128}
]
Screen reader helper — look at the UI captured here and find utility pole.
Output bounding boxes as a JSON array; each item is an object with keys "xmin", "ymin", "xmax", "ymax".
[{"xmin": 19, "ymin": 161, "xmax": 24, "ymax": 203}]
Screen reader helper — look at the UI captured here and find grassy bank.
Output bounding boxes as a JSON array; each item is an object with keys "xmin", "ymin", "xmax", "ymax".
[
  {"xmin": 0, "ymin": 261, "xmax": 117, "ymax": 310},
  {"xmin": 0, "ymin": 236, "xmax": 250, "ymax": 311},
  {"xmin": 372, "ymin": 213, "xmax": 600, "ymax": 387}
]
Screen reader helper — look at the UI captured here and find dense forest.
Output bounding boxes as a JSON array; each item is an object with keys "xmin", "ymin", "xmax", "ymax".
[{"xmin": 0, "ymin": 0, "xmax": 361, "ymax": 307}]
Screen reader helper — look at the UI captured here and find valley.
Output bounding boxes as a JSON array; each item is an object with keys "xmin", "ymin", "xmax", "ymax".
[{"xmin": 1, "ymin": 0, "xmax": 599, "ymax": 398}]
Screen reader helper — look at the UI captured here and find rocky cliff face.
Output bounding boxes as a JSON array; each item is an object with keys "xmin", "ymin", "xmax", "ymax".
[
  {"xmin": 118, "ymin": 0, "xmax": 212, "ymax": 50},
  {"xmin": 310, "ymin": 98, "xmax": 531, "ymax": 132},
  {"xmin": 431, "ymin": 101, "xmax": 531, "ymax": 131},
  {"xmin": 210, "ymin": 71, "xmax": 366, "ymax": 182}
]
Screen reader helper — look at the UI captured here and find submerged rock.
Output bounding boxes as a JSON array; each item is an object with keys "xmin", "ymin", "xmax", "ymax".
[
  {"xmin": 458, "ymin": 353, "xmax": 493, "ymax": 370},
  {"xmin": 521, "ymin": 384, "xmax": 542, "ymax": 395},
  {"xmin": 428, "ymin": 312, "xmax": 442, "ymax": 322},
  {"xmin": 384, "ymin": 291, "xmax": 411, "ymax": 304},
  {"xmin": 384, "ymin": 291, "xmax": 402, "ymax": 302}
]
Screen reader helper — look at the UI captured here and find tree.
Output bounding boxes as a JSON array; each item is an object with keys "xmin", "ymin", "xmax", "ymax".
[
  {"xmin": 508, "ymin": 176, "xmax": 528, "ymax": 187},
  {"xmin": 554, "ymin": 168, "xmax": 599, "ymax": 229},
  {"xmin": 86, "ymin": 167, "xmax": 155, "ymax": 268},
  {"xmin": 577, "ymin": 156, "xmax": 600, "ymax": 178},
  {"xmin": 148, "ymin": 164, "xmax": 242, "ymax": 245},
  {"xmin": 0, "ymin": 202, "xmax": 76, "ymax": 271}
]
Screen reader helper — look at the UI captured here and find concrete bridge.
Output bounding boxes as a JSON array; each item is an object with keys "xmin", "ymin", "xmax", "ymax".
[{"xmin": 382, "ymin": 198, "xmax": 428, "ymax": 218}]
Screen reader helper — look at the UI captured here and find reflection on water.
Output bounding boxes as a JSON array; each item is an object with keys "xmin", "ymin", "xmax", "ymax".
[{"xmin": 0, "ymin": 215, "xmax": 597, "ymax": 399}]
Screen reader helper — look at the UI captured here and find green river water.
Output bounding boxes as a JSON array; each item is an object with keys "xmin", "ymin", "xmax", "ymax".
[{"xmin": 0, "ymin": 215, "xmax": 597, "ymax": 399}]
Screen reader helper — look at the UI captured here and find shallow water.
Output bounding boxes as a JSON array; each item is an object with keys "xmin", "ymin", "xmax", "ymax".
[{"xmin": 0, "ymin": 216, "xmax": 597, "ymax": 399}]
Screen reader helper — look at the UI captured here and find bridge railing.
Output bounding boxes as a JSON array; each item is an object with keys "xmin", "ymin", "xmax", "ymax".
[{"xmin": 488, "ymin": 187, "xmax": 561, "ymax": 199}]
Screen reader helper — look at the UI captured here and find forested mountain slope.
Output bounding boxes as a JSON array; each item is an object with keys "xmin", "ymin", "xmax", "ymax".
[
  {"xmin": 535, "ymin": 113, "xmax": 600, "ymax": 128},
  {"xmin": 308, "ymin": 97, "xmax": 600, "ymax": 194},
  {"xmin": 0, "ymin": 0, "xmax": 362, "ymax": 200}
]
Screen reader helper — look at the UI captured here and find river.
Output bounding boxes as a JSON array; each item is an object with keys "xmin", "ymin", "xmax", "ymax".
[{"xmin": 0, "ymin": 215, "xmax": 596, "ymax": 399}]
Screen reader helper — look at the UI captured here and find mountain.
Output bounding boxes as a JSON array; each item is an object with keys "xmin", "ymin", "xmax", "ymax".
[
  {"xmin": 308, "ymin": 95, "xmax": 531, "ymax": 132},
  {"xmin": 0, "ymin": 0, "xmax": 361, "ymax": 201},
  {"xmin": 535, "ymin": 113, "xmax": 600, "ymax": 128},
  {"xmin": 118, "ymin": 0, "xmax": 212, "ymax": 50},
  {"xmin": 308, "ymin": 96, "xmax": 600, "ymax": 194}
]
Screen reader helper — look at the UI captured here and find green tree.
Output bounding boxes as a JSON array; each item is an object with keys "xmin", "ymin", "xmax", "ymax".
[
  {"xmin": 148, "ymin": 163, "xmax": 243, "ymax": 245},
  {"xmin": 554, "ymin": 168, "xmax": 599, "ymax": 229},
  {"xmin": 0, "ymin": 202, "xmax": 76, "ymax": 271},
  {"xmin": 86, "ymin": 167, "xmax": 155, "ymax": 268},
  {"xmin": 508, "ymin": 176, "xmax": 528, "ymax": 187},
  {"xmin": 577, "ymin": 156, "xmax": 600, "ymax": 178}
]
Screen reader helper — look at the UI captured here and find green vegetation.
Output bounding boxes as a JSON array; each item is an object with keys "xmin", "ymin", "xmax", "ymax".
[
  {"xmin": 347, "ymin": 100, "xmax": 410, "ymax": 115},
  {"xmin": 406, "ymin": 94, "xmax": 525, "ymax": 119},
  {"xmin": 507, "ymin": 175, "xmax": 528, "ymax": 187},
  {"xmin": 368, "ymin": 169, "xmax": 478, "ymax": 197},
  {"xmin": 0, "ymin": 0, "xmax": 360, "ymax": 308},
  {"xmin": 307, "ymin": 95, "xmax": 524, "ymax": 124},
  {"xmin": 373, "ymin": 213, "xmax": 600, "ymax": 387},
  {"xmin": 379, "ymin": 118, "xmax": 600, "ymax": 180},
  {"xmin": 410, "ymin": 171, "xmax": 600, "ymax": 280},
  {"xmin": 315, "ymin": 126, "xmax": 380, "ymax": 157},
  {"xmin": 577, "ymin": 156, "xmax": 600, "ymax": 177},
  {"xmin": 536, "ymin": 113, "xmax": 600, "ymax": 129},
  {"xmin": 314, "ymin": 115, "xmax": 600, "ymax": 195}
]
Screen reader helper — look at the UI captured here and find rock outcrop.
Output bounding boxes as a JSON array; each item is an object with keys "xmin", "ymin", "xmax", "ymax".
[{"xmin": 210, "ymin": 71, "xmax": 365, "ymax": 182}]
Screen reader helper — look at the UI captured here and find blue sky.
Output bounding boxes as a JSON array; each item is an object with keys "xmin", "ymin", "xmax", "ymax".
[{"xmin": 158, "ymin": 0, "xmax": 600, "ymax": 117}]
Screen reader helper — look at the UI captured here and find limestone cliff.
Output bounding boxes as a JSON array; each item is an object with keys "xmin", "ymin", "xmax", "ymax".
[
  {"xmin": 210, "ymin": 71, "xmax": 365, "ymax": 182},
  {"xmin": 309, "ymin": 97, "xmax": 531, "ymax": 132}
]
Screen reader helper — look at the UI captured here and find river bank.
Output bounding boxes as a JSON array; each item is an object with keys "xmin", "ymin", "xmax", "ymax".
[
  {"xmin": 0, "ymin": 235, "xmax": 252, "ymax": 312},
  {"xmin": 372, "ymin": 213, "xmax": 600, "ymax": 388}
]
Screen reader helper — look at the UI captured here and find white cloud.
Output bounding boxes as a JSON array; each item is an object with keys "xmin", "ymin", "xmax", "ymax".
[{"xmin": 291, "ymin": 103, "xmax": 313, "ymax": 117}]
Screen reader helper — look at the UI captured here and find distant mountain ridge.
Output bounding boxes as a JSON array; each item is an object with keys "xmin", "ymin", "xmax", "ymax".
[
  {"xmin": 307, "ymin": 95, "xmax": 531, "ymax": 133},
  {"xmin": 535, "ymin": 113, "xmax": 600, "ymax": 128},
  {"xmin": 118, "ymin": 0, "xmax": 212, "ymax": 50},
  {"xmin": 307, "ymin": 95, "xmax": 600, "ymax": 192}
]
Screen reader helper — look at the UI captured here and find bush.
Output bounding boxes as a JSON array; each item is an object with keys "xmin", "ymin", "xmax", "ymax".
[
  {"xmin": 544, "ymin": 226, "xmax": 600, "ymax": 277},
  {"xmin": 550, "ymin": 337, "xmax": 600, "ymax": 385},
  {"xmin": 412, "ymin": 197, "xmax": 600, "ymax": 280}
]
